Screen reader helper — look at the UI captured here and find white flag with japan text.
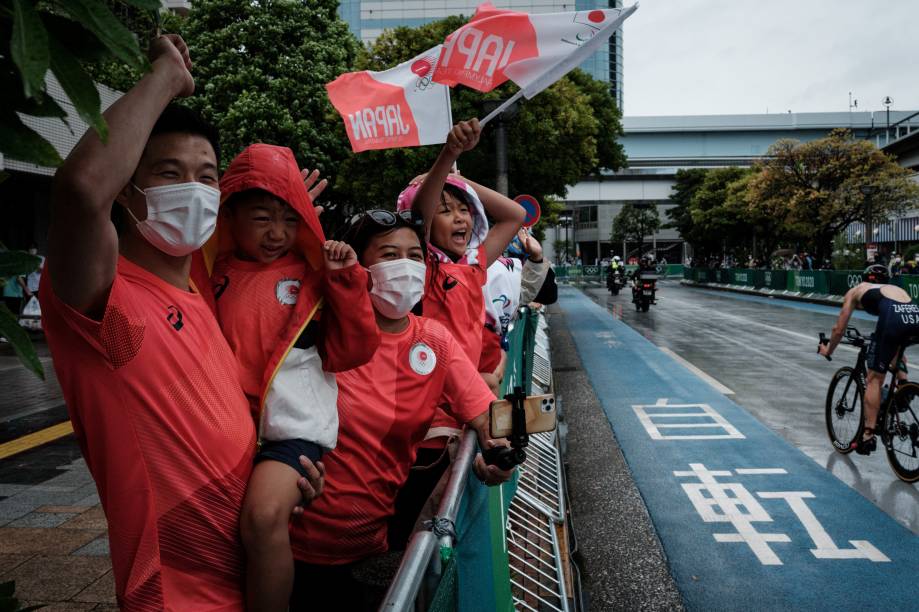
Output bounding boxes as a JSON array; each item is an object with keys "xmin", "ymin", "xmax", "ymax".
[
  {"xmin": 434, "ymin": 3, "xmax": 637, "ymax": 97},
  {"xmin": 326, "ymin": 46, "xmax": 452, "ymax": 153}
]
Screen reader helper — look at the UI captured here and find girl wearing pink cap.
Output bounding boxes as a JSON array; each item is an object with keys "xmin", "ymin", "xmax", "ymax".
[{"xmin": 390, "ymin": 119, "xmax": 524, "ymax": 545}]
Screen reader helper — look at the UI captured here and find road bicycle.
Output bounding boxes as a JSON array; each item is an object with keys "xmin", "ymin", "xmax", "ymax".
[{"xmin": 819, "ymin": 327, "xmax": 919, "ymax": 482}]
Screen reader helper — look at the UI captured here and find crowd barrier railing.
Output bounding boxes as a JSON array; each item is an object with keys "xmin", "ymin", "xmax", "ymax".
[
  {"xmin": 556, "ymin": 263, "xmax": 684, "ymax": 283},
  {"xmin": 380, "ymin": 307, "xmax": 575, "ymax": 612},
  {"xmin": 683, "ymin": 267, "xmax": 919, "ymax": 303}
]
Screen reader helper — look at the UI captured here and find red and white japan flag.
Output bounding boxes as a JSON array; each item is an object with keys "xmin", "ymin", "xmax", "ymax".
[
  {"xmin": 434, "ymin": 2, "xmax": 637, "ymax": 95},
  {"xmin": 326, "ymin": 46, "xmax": 452, "ymax": 153}
]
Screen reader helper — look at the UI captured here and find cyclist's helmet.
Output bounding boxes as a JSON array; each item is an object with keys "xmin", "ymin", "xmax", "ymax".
[{"xmin": 863, "ymin": 264, "xmax": 890, "ymax": 284}]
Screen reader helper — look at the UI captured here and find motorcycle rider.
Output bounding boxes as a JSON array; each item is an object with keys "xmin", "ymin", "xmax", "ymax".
[
  {"xmin": 631, "ymin": 255, "xmax": 656, "ymax": 289},
  {"xmin": 607, "ymin": 255, "xmax": 623, "ymax": 289}
]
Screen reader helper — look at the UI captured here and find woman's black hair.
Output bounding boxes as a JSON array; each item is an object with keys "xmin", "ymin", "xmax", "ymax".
[
  {"xmin": 342, "ymin": 211, "xmax": 427, "ymax": 265},
  {"xmin": 432, "ymin": 184, "xmax": 474, "ymax": 263}
]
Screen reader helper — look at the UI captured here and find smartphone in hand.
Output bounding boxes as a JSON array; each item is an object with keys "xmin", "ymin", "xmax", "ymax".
[{"xmin": 489, "ymin": 394, "xmax": 557, "ymax": 438}]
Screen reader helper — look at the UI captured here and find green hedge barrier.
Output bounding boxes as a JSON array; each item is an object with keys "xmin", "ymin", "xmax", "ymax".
[{"xmin": 897, "ymin": 275, "xmax": 919, "ymax": 301}]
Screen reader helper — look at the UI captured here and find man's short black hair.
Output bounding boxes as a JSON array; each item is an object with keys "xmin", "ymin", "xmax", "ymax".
[
  {"xmin": 149, "ymin": 103, "xmax": 221, "ymax": 164},
  {"xmin": 113, "ymin": 105, "xmax": 222, "ymax": 233}
]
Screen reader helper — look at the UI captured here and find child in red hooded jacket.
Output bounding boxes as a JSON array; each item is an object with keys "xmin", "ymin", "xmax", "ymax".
[{"xmin": 199, "ymin": 144, "xmax": 380, "ymax": 612}]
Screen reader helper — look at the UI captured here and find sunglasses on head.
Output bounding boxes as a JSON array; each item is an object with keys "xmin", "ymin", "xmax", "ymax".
[
  {"xmin": 348, "ymin": 209, "xmax": 423, "ymax": 230},
  {"xmin": 340, "ymin": 209, "xmax": 424, "ymax": 242}
]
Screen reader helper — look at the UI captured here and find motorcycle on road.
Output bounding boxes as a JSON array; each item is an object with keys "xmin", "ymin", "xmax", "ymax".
[
  {"xmin": 607, "ymin": 267, "xmax": 625, "ymax": 295},
  {"xmin": 632, "ymin": 273, "xmax": 659, "ymax": 312}
]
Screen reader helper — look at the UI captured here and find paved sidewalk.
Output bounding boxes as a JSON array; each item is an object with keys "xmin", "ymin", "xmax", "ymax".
[
  {"xmin": 0, "ymin": 338, "xmax": 114, "ymax": 608},
  {"xmin": 0, "ymin": 450, "xmax": 115, "ymax": 610}
]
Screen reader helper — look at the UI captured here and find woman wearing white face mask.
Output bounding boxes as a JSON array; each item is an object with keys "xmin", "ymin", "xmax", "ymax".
[{"xmin": 286, "ymin": 209, "xmax": 514, "ymax": 610}]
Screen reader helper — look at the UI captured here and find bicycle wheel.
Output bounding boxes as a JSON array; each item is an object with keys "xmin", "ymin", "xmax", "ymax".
[
  {"xmin": 825, "ymin": 367, "xmax": 864, "ymax": 453},
  {"xmin": 885, "ymin": 382, "xmax": 919, "ymax": 482}
]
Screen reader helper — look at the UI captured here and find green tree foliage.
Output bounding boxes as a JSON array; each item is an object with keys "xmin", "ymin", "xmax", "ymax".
[
  {"xmin": 746, "ymin": 129, "xmax": 919, "ymax": 261},
  {"xmin": 671, "ymin": 131, "xmax": 919, "ymax": 265},
  {"xmin": 665, "ymin": 168, "xmax": 707, "ymax": 240},
  {"xmin": 1, "ymin": 0, "xmax": 154, "ymax": 377},
  {"xmin": 84, "ymin": 3, "xmax": 184, "ymax": 92},
  {"xmin": 611, "ymin": 203, "xmax": 660, "ymax": 247},
  {"xmin": 179, "ymin": 0, "xmax": 360, "ymax": 176},
  {"xmin": 687, "ymin": 167, "xmax": 754, "ymax": 259},
  {"xmin": 335, "ymin": 16, "xmax": 627, "ymax": 226},
  {"xmin": 1, "ymin": 0, "xmax": 155, "ymax": 167}
]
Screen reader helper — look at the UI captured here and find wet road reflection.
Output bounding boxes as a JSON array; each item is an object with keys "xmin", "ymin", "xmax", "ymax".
[{"xmin": 583, "ymin": 281, "xmax": 919, "ymax": 535}]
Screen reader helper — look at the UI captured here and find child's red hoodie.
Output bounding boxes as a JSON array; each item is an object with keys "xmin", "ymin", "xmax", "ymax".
[{"xmin": 195, "ymin": 144, "xmax": 379, "ymax": 449}]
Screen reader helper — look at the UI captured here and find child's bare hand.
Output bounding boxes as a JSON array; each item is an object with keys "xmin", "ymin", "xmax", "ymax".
[
  {"xmin": 301, "ymin": 168, "xmax": 329, "ymax": 209},
  {"xmin": 518, "ymin": 228, "xmax": 543, "ymax": 260},
  {"xmin": 445, "ymin": 119, "xmax": 481, "ymax": 157},
  {"xmin": 291, "ymin": 458, "xmax": 325, "ymax": 515},
  {"xmin": 323, "ymin": 240, "xmax": 357, "ymax": 270}
]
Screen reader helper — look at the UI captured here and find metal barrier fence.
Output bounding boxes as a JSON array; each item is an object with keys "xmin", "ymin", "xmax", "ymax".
[
  {"xmin": 381, "ymin": 308, "xmax": 573, "ymax": 612},
  {"xmin": 556, "ymin": 264, "xmax": 684, "ymax": 283},
  {"xmin": 683, "ymin": 267, "xmax": 919, "ymax": 302}
]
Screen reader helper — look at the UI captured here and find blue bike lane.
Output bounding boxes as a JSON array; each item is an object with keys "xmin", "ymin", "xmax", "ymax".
[{"xmin": 558, "ymin": 286, "xmax": 919, "ymax": 610}]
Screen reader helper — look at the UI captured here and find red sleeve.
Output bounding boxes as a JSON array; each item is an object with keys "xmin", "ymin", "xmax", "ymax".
[
  {"xmin": 318, "ymin": 264, "xmax": 381, "ymax": 372},
  {"xmin": 39, "ymin": 266, "xmax": 145, "ymax": 369},
  {"xmin": 440, "ymin": 329, "xmax": 495, "ymax": 423}
]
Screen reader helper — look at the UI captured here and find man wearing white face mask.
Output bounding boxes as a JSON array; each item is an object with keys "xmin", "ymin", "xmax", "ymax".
[{"xmin": 40, "ymin": 35, "xmax": 320, "ymax": 611}]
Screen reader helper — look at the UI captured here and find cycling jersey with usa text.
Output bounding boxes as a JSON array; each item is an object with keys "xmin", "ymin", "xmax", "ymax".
[{"xmin": 866, "ymin": 298, "xmax": 919, "ymax": 373}]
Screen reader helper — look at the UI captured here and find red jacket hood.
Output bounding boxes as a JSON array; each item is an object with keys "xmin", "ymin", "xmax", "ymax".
[{"xmin": 199, "ymin": 144, "xmax": 326, "ymax": 276}]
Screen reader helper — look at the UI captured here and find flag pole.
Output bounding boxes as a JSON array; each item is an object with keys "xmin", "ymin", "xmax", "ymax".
[{"xmin": 479, "ymin": 89, "xmax": 525, "ymax": 127}]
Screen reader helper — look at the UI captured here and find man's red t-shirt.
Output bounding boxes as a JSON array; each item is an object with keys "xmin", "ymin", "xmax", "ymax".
[
  {"xmin": 290, "ymin": 315, "xmax": 494, "ymax": 565},
  {"xmin": 40, "ymin": 256, "xmax": 255, "ymax": 611}
]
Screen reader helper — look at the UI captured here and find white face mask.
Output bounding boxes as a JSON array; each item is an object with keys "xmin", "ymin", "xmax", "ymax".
[
  {"xmin": 368, "ymin": 258, "xmax": 426, "ymax": 319},
  {"xmin": 126, "ymin": 182, "xmax": 220, "ymax": 256}
]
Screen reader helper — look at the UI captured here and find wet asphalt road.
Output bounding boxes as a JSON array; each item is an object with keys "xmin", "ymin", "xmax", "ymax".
[{"xmin": 583, "ymin": 280, "xmax": 919, "ymax": 536}]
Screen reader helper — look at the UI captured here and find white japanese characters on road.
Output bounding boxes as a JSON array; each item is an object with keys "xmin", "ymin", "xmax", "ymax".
[
  {"xmin": 675, "ymin": 463, "xmax": 889, "ymax": 565},
  {"xmin": 633, "ymin": 398, "xmax": 744, "ymax": 440}
]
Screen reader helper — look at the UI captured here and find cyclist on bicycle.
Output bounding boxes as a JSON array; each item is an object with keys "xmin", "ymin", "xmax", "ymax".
[{"xmin": 818, "ymin": 264, "xmax": 917, "ymax": 454}]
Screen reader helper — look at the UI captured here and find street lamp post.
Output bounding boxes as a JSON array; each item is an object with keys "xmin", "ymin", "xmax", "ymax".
[
  {"xmin": 894, "ymin": 215, "xmax": 900, "ymax": 256},
  {"xmin": 861, "ymin": 184, "xmax": 878, "ymax": 263},
  {"xmin": 558, "ymin": 214, "xmax": 572, "ymax": 264},
  {"xmin": 883, "ymin": 96, "xmax": 893, "ymax": 144},
  {"xmin": 481, "ymin": 99, "xmax": 520, "ymax": 196}
]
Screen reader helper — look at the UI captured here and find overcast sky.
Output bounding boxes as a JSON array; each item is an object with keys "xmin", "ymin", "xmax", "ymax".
[{"xmin": 622, "ymin": 0, "xmax": 919, "ymax": 117}]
